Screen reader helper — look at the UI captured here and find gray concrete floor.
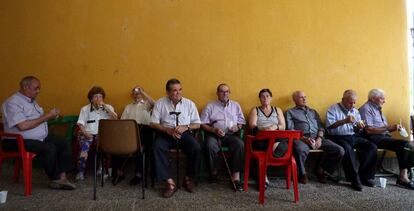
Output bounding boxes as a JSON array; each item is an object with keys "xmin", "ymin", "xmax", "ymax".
[{"xmin": 1, "ymin": 162, "xmax": 414, "ymax": 211}]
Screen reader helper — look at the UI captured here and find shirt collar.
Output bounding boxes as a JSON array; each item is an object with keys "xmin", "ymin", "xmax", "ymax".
[
  {"xmin": 133, "ymin": 99, "xmax": 145, "ymax": 104},
  {"xmin": 168, "ymin": 97, "xmax": 182, "ymax": 106},
  {"xmin": 368, "ymin": 101, "xmax": 381, "ymax": 110},
  {"xmin": 220, "ymin": 99, "xmax": 230, "ymax": 108},
  {"xmin": 294, "ymin": 105, "xmax": 308, "ymax": 111},
  {"xmin": 16, "ymin": 92, "xmax": 33, "ymax": 103},
  {"xmin": 89, "ymin": 103, "xmax": 100, "ymax": 112}
]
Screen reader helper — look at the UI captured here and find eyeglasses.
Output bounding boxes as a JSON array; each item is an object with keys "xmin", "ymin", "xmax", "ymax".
[{"xmin": 92, "ymin": 94, "xmax": 104, "ymax": 99}]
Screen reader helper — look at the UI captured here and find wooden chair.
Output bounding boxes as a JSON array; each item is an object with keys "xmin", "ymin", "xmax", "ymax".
[
  {"xmin": 244, "ymin": 130, "xmax": 301, "ymax": 204},
  {"xmin": 93, "ymin": 119, "xmax": 145, "ymax": 200}
]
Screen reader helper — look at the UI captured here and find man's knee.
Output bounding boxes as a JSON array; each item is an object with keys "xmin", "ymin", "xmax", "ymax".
[
  {"xmin": 294, "ymin": 141, "xmax": 309, "ymax": 156},
  {"xmin": 338, "ymin": 146, "xmax": 345, "ymax": 158},
  {"xmin": 206, "ymin": 136, "xmax": 219, "ymax": 153},
  {"xmin": 188, "ymin": 137, "xmax": 201, "ymax": 153}
]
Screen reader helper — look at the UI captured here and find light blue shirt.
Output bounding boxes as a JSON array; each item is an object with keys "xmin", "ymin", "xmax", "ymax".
[
  {"xmin": 326, "ymin": 103, "xmax": 361, "ymax": 136},
  {"xmin": 200, "ymin": 100, "xmax": 245, "ymax": 133},
  {"xmin": 359, "ymin": 101, "xmax": 388, "ymax": 134},
  {"xmin": 1, "ymin": 92, "xmax": 48, "ymax": 141}
]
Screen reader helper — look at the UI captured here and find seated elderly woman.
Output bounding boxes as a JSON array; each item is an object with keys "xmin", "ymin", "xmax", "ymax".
[
  {"xmin": 75, "ymin": 86, "xmax": 118, "ymax": 181},
  {"xmin": 111, "ymin": 86, "xmax": 155, "ymax": 185},
  {"xmin": 248, "ymin": 88, "xmax": 287, "ymax": 188}
]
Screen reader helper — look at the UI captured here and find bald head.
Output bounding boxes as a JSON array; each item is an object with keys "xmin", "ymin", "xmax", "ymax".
[
  {"xmin": 341, "ymin": 89, "xmax": 357, "ymax": 110},
  {"xmin": 292, "ymin": 91, "xmax": 307, "ymax": 107},
  {"xmin": 19, "ymin": 76, "xmax": 41, "ymax": 100}
]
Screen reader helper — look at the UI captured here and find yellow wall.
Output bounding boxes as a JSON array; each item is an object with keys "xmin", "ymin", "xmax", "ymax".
[{"xmin": 0, "ymin": 0, "xmax": 410, "ymax": 129}]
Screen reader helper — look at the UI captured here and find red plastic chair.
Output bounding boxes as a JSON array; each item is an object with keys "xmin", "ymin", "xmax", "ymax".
[
  {"xmin": 244, "ymin": 130, "xmax": 302, "ymax": 204},
  {"xmin": 0, "ymin": 132, "xmax": 37, "ymax": 196}
]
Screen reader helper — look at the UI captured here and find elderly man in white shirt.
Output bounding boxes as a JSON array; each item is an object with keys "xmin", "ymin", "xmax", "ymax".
[
  {"xmin": 150, "ymin": 79, "xmax": 201, "ymax": 198},
  {"xmin": 111, "ymin": 86, "xmax": 155, "ymax": 186}
]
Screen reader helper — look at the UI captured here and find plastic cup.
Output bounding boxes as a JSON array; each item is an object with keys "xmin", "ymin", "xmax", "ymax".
[
  {"xmin": 0, "ymin": 191, "xmax": 8, "ymax": 204},
  {"xmin": 379, "ymin": 177, "xmax": 387, "ymax": 188},
  {"xmin": 399, "ymin": 127, "xmax": 408, "ymax": 138}
]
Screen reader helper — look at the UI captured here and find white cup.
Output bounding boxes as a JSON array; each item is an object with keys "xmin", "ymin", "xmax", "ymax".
[
  {"xmin": 399, "ymin": 127, "xmax": 408, "ymax": 138},
  {"xmin": 379, "ymin": 177, "xmax": 387, "ymax": 188},
  {"xmin": 0, "ymin": 191, "xmax": 8, "ymax": 204}
]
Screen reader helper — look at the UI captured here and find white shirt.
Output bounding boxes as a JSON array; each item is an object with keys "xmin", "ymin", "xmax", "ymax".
[
  {"xmin": 77, "ymin": 104, "xmax": 115, "ymax": 135},
  {"xmin": 121, "ymin": 100, "xmax": 151, "ymax": 125},
  {"xmin": 151, "ymin": 96, "xmax": 201, "ymax": 128}
]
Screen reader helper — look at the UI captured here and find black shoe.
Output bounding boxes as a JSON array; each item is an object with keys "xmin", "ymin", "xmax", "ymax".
[
  {"xmin": 130, "ymin": 176, "xmax": 142, "ymax": 186},
  {"xmin": 351, "ymin": 182, "xmax": 363, "ymax": 191},
  {"xmin": 233, "ymin": 180, "xmax": 244, "ymax": 192},
  {"xmin": 208, "ymin": 175, "xmax": 219, "ymax": 184},
  {"xmin": 112, "ymin": 175, "xmax": 125, "ymax": 186},
  {"xmin": 361, "ymin": 179, "xmax": 375, "ymax": 187},
  {"xmin": 396, "ymin": 179, "xmax": 414, "ymax": 190}
]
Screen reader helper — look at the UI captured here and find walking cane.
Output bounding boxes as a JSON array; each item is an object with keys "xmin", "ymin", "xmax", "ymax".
[
  {"xmin": 217, "ymin": 136, "xmax": 237, "ymax": 192},
  {"xmin": 169, "ymin": 111, "xmax": 181, "ymax": 188}
]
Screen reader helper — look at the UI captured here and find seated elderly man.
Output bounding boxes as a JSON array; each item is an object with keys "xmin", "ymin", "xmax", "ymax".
[
  {"xmin": 359, "ymin": 88, "xmax": 414, "ymax": 190},
  {"xmin": 200, "ymin": 83, "xmax": 245, "ymax": 191},
  {"xmin": 286, "ymin": 91, "xmax": 344, "ymax": 184},
  {"xmin": 1, "ymin": 76, "xmax": 75, "ymax": 190},
  {"xmin": 326, "ymin": 90, "xmax": 377, "ymax": 191},
  {"xmin": 150, "ymin": 78, "xmax": 201, "ymax": 198}
]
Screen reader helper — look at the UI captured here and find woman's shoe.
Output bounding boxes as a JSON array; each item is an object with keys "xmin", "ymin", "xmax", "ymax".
[
  {"xmin": 130, "ymin": 176, "xmax": 142, "ymax": 186},
  {"xmin": 112, "ymin": 175, "xmax": 125, "ymax": 186},
  {"xmin": 396, "ymin": 179, "xmax": 414, "ymax": 190}
]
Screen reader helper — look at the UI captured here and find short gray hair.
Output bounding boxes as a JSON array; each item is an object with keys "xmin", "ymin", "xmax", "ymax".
[
  {"xmin": 19, "ymin": 76, "xmax": 39, "ymax": 88},
  {"xmin": 368, "ymin": 89, "xmax": 385, "ymax": 100},
  {"xmin": 342, "ymin": 89, "xmax": 357, "ymax": 99}
]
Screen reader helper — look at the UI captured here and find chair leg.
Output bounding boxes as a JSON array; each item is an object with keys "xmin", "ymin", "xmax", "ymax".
[
  {"xmin": 142, "ymin": 153, "xmax": 145, "ymax": 199},
  {"xmin": 243, "ymin": 156, "xmax": 251, "ymax": 192},
  {"xmin": 0, "ymin": 157, "xmax": 3, "ymax": 174},
  {"xmin": 176, "ymin": 143, "xmax": 180, "ymax": 188},
  {"xmin": 258, "ymin": 159, "xmax": 266, "ymax": 205},
  {"xmin": 150, "ymin": 150, "xmax": 155, "ymax": 188},
  {"xmin": 13, "ymin": 158, "xmax": 22, "ymax": 183},
  {"xmin": 292, "ymin": 162, "xmax": 299, "ymax": 203},
  {"xmin": 93, "ymin": 150, "xmax": 98, "ymax": 200},
  {"xmin": 22, "ymin": 155, "xmax": 32, "ymax": 196},
  {"xmin": 144, "ymin": 148, "xmax": 149, "ymax": 189},
  {"xmin": 100, "ymin": 152, "xmax": 104, "ymax": 187},
  {"xmin": 286, "ymin": 165, "xmax": 291, "ymax": 189}
]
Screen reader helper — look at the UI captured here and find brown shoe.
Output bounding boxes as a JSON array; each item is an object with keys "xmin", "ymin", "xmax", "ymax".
[
  {"xmin": 299, "ymin": 174, "xmax": 308, "ymax": 184},
  {"xmin": 315, "ymin": 167, "xmax": 327, "ymax": 184},
  {"xmin": 162, "ymin": 183, "xmax": 177, "ymax": 198},
  {"xmin": 183, "ymin": 178, "xmax": 196, "ymax": 193}
]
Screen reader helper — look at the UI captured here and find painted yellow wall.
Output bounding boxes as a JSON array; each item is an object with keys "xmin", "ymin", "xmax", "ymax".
[{"xmin": 0, "ymin": 0, "xmax": 410, "ymax": 130}]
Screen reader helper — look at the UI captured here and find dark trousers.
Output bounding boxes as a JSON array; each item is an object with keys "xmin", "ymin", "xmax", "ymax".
[
  {"xmin": 367, "ymin": 134, "xmax": 409, "ymax": 169},
  {"xmin": 3, "ymin": 134, "xmax": 72, "ymax": 180},
  {"xmin": 205, "ymin": 133, "xmax": 244, "ymax": 174},
  {"xmin": 153, "ymin": 131, "xmax": 201, "ymax": 181},
  {"xmin": 329, "ymin": 135, "xmax": 377, "ymax": 184},
  {"xmin": 294, "ymin": 139, "xmax": 345, "ymax": 176},
  {"xmin": 111, "ymin": 125, "xmax": 153, "ymax": 177}
]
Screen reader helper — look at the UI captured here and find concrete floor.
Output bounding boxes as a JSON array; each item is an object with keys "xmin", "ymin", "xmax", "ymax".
[{"xmin": 1, "ymin": 161, "xmax": 414, "ymax": 211}]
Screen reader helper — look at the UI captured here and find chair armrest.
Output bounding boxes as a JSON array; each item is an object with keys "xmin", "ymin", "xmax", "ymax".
[
  {"xmin": 0, "ymin": 132, "xmax": 27, "ymax": 153},
  {"xmin": 239, "ymin": 128, "xmax": 244, "ymax": 140}
]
